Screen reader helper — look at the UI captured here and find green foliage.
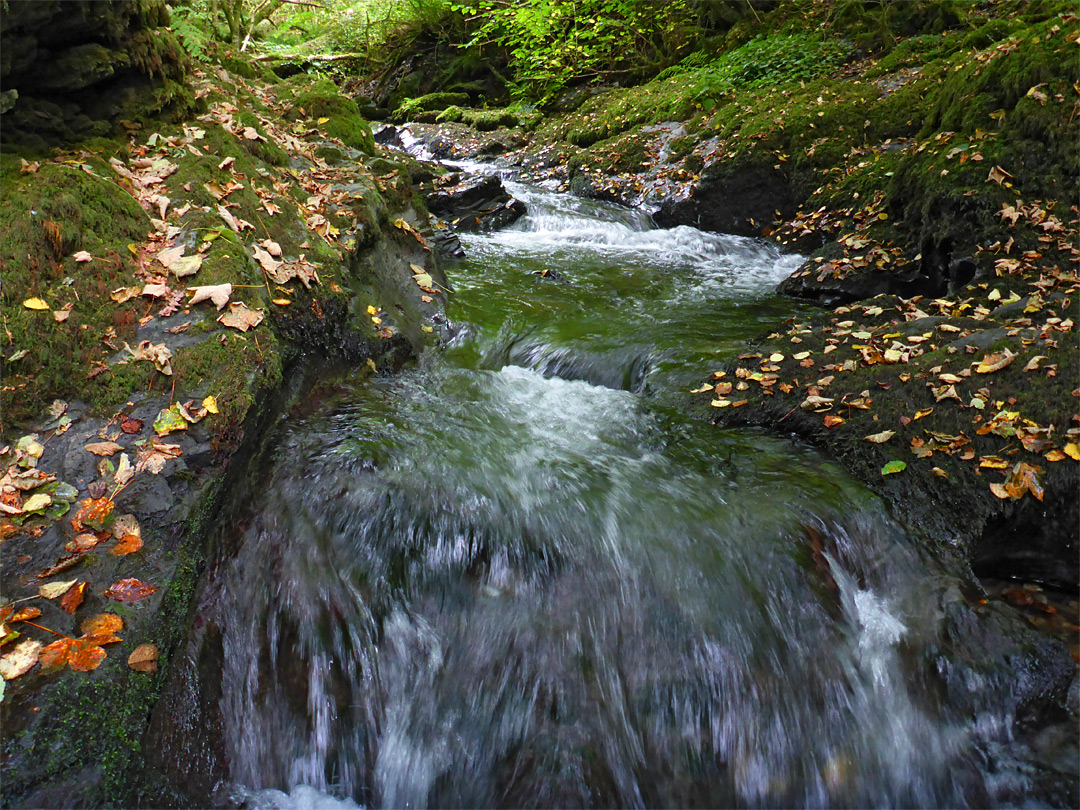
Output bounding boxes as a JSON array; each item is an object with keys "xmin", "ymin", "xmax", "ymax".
[
  {"xmin": 658, "ymin": 33, "xmax": 853, "ymax": 91},
  {"xmin": 169, "ymin": 2, "xmax": 213, "ymax": 60},
  {"xmin": 453, "ymin": 0, "xmax": 699, "ymax": 101}
]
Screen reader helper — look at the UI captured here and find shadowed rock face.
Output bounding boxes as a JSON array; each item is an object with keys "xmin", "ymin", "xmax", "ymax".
[{"xmin": 0, "ymin": 0, "xmax": 191, "ymax": 151}]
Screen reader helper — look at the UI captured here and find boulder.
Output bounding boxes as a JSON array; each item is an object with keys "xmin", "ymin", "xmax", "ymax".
[{"xmin": 425, "ymin": 174, "xmax": 526, "ymax": 233}]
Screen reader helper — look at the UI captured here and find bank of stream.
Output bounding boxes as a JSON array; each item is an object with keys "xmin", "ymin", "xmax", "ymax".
[{"xmin": 146, "ymin": 163, "xmax": 1076, "ymax": 808}]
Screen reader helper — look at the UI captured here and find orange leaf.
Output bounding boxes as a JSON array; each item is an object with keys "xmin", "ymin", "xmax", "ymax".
[
  {"xmin": 9, "ymin": 607, "xmax": 43, "ymax": 623},
  {"xmin": 823, "ymin": 415, "xmax": 845, "ymax": 428},
  {"xmin": 80, "ymin": 614, "xmax": 124, "ymax": 638},
  {"xmin": 128, "ymin": 643, "xmax": 159, "ymax": 673},
  {"xmin": 103, "ymin": 578, "xmax": 157, "ymax": 602},
  {"xmin": 39, "ymin": 638, "xmax": 75, "ymax": 672},
  {"xmin": 71, "ymin": 497, "xmax": 114, "ymax": 532},
  {"xmin": 60, "ymin": 582, "xmax": 88, "ymax": 614},
  {"xmin": 110, "ymin": 534, "xmax": 144, "ymax": 556},
  {"xmin": 68, "ymin": 639, "xmax": 107, "ymax": 671}
]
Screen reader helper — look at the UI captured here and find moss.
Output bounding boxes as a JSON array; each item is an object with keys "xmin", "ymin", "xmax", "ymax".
[
  {"xmin": 282, "ymin": 78, "xmax": 375, "ymax": 155},
  {"xmin": 171, "ymin": 328, "xmax": 283, "ymax": 436},
  {"xmin": 396, "ymin": 91, "xmax": 470, "ymax": 118},
  {"xmin": 0, "ymin": 163, "xmax": 151, "ymax": 431}
]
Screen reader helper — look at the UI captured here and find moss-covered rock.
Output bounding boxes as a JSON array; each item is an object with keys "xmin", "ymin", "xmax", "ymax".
[{"xmin": 0, "ymin": 0, "xmax": 192, "ymax": 152}]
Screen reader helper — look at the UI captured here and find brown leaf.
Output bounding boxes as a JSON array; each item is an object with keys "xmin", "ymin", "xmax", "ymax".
[
  {"xmin": 65, "ymin": 533, "xmax": 105, "ymax": 553},
  {"xmin": 85, "ymin": 441, "xmax": 124, "ymax": 457},
  {"xmin": 120, "ymin": 415, "xmax": 144, "ymax": 434},
  {"xmin": 60, "ymin": 582, "xmax": 88, "ymax": 614},
  {"xmin": 36, "ymin": 554, "xmax": 83, "ymax": 578},
  {"xmin": 103, "ymin": 578, "xmax": 157, "ymax": 602},
  {"xmin": 128, "ymin": 643, "xmax": 159, "ymax": 673},
  {"xmin": 823, "ymin": 415, "xmax": 845, "ymax": 428},
  {"xmin": 218, "ymin": 301, "xmax": 264, "ymax": 332},
  {"xmin": 69, "ymin": 640, "xmax": 107, "ymax": 671}
]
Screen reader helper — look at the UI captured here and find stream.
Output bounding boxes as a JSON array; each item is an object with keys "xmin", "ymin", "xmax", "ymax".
[{"xmin": 170, "ymin": 169, "xmax": 1072, "ymax": 808}]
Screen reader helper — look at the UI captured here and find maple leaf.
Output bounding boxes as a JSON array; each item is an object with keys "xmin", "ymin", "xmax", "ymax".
[
  {"xmin": 71, "ymin": 497, "xmax": 114, "ymax": 532},
  {"xmin": 188, "ymin": 283, "xmax": 232, "ymax": 309},
  {"xmin": 218, "ymin": 302, "xmax": 264, "ymax": 332}
]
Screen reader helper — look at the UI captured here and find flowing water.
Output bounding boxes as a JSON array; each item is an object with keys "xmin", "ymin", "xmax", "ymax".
[{"xmin": 176, "ymin": 173, "xmax": 1071, "ymax": 808}]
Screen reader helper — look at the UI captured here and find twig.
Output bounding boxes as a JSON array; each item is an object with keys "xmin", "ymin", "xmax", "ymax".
[
  {"xmin": 21, "ymin": 620, "xmax": 70, "ymax": 640},
  {"xmin": 777, "ymin": 403, "xmax": 801, "ymax": 423}
]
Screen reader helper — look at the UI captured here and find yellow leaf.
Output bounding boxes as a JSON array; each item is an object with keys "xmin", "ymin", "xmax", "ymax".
[
  {"xmin": 1064, "ymin": 442, "xmax": 1080, "ymax": 461},
  {"xmin": 367, "ymin": 305, "xmax": 378, "ymax": 315},
  {"xmin": 202, "ymin": 396, "xmax": 219, "ymax": 415},
  {"xmin": 39, "ymin": 579, "xmax": 78, "ymax": 600},
  {"xmin": 317, "ymin": 117, "xmax": 330, "ymax": 124},
  {"xmin": 23, "ymin": 298, "xmax": 49, "ymax": 310},
  {"xmin": 272, "ymin": 298, "xmax": 291, "ymax": 306}
]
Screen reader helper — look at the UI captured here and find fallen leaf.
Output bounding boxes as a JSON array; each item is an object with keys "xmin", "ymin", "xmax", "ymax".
[
  {"xmin": 1065, "ymin": 442, "xmax": 1080, "ymax": 461},
  {"xmin": 170, "ymin": 255, "xmax": 203, "ymax": 279},
  {"xmin": 60, "ymin": 582, "xmax": 88, "ymax": 614},
  {"xmin": 218, "ymin": 302, "xmax": 264, "ymax": 332},
  {"xmin": 823, "ymin": 415, "xmax": 845, "ymax": 428},
  {"xmin": 142, "ymin": 284, "xmax": 169, "ymax": 298},
  {"xmin": 202, "ymin": 396, "xmax": 219, "ymax": 414},
  {"xmin": 65, "ymin": 533, "xmax": 104, "ymax": 553},
  {"xmin": 21, "ymin": 492, "xmax": 52, "ymax": 513},
  {"xmin": 80, "ymin": 614, "xmax": 123, "ymax": 639},
  {"xmin": 23, "ymin": 298, "xmax": 49, "ymax": 310},
  {"xmin": 111, "ymin": 286, "xmax": 140, "ymax": 304},
  {"xmin": 932, "ymin": 467, "xmax": 949, "ymax": 478},
  {"xmin": 85, "ymin": 441, "xmax": 123, "ymax": 457},
  {"xmin": 864, "ymin": 430, "xmax": 896, "ymax": 443},
  {"xmin": 70, "ymin": 497, "xmax": 114, "ymax": 532},
  {"xmin": 73, "ymin": 251, "xmax": 93, "ymax": 262},
  {"xmin": 112, "ymin": 513, "xmax": 140, "ymax": 540},
  {"xmin": 53, "ymin": 308, "xmax": 72, "ymax": 322},
  {"xmin": 114, "ymin": 453, "xmax": 134, "ymax": 488},
  {"xmin": 124, "ymin": 341, "xmax": 173, "ymax": 375},
  {"xmin": 39, "ymin": 579, "xmax": 78, "ymax": 600},
  {"xmin": 152, "ymin": 403, "xmax": 188, "ymax": 437},
  {"xmin": 178, "ymin": 400, "xmax": 207, "ymax": 423},
  {"xmin": 976, "ymin": 350, "xmax": 1016, "ymax": 374},
  {"xmin": 127, "ymin": 644, "xmax": 159, "ymax": 673},
  {"xmin": 40, "ymin": 637, "xmax": 106, "ymax": 672},
  {"xmin": 188, "ymin": 283, "xmax": 232, "ymax": 309},
  {"xmin": 881, "ymin": 460, "xmax": 907, "ymax": 476},
  {"xmin": 253, "ymin": 245, "xmax": 282, "ymax": 275},
  {"xmin": 156, "ymin": 245, "xmax": 185, "ymax": 268},
  {"xmin": 0, "ymin": 639, "xmax": 43, "ymax": 680},
  {"xmin": 103, "ymin": 578, "xmax": 157, "ymax": 602},
  {"xmin": 110, "ymin": 534, "xmax": 143, "ymax": 556},
  {"xmin": 120, "ymin": 415, "xmax": 144, "ymax": 434}
]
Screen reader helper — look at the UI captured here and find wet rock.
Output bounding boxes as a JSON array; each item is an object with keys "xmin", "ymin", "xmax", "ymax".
[
  {"xmin": 653, "ymin": 161, "xmax": 796, "ymax": 237},
  {"xmin": 373, "ymin": 124, "xmax": 404, "ymax": 148},
  {"xmin": 425, "ymin": 174, "xmax": 526, "ymax": 233}
]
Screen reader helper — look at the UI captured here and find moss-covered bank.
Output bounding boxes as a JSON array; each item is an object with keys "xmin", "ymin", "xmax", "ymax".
[{"xmin": 0, "ymin": 54, "xmax": 451, "ymax": 806}]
